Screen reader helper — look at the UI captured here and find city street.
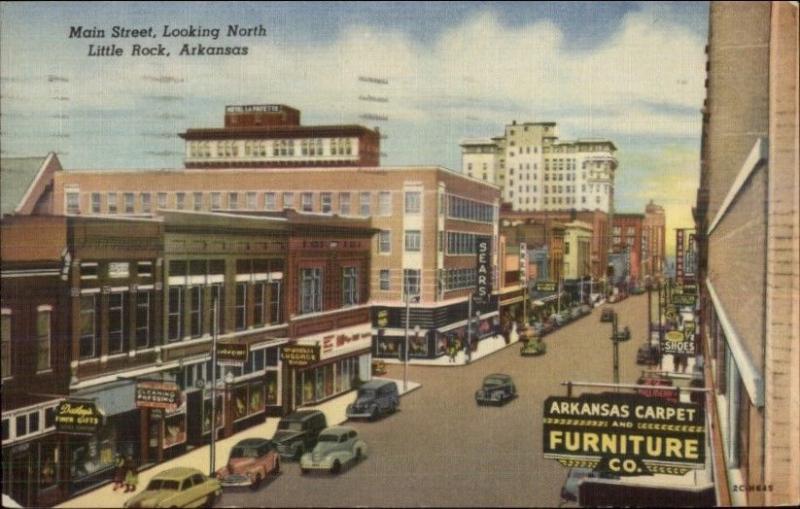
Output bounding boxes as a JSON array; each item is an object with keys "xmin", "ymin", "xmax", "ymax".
[{"xmin": 217, "ymin": 295, "xmax": 651, "ymax": 507}]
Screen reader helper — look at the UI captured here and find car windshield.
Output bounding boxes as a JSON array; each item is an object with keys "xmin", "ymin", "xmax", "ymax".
[
  {"xmin": 484, "ymin": 377, "xmax": 506, "ymax": 386},
  {"xmin": 317, "ymin": 434, "xmax": 340, "ymax": 442},
  {"xmin": 278, "ymin": 421, "xmax": 304, "ymax": 432},
  {"xmin": 230, "ymin": 446, "xmax": 260, "ymax": 458},
  {"xmin": 358, "ymin": 389, "xmax": 376, "ymax": 398},
  {"xmin": 146, "ymin": 479, "xmax": 179, "ymax": 491}
]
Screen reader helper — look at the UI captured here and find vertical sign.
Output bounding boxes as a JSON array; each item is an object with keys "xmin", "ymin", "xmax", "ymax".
[
  {"xmin": 474, "ymin": 236, "xmax": 492, "ymax": 305},
  {"xmin": 675, "ymin": 229, "xmax": 685, "ymax": 285},
  {"xmin": 519, "ymin": 242, "xmax": 528, "ymax": 287},
  {"xmin": 684, "ymin": 233, "xmax": 696, "ymax": 282}
]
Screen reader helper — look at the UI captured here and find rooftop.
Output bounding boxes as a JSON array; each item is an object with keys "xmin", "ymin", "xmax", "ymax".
[{"xmin": 0, "ymin": 155, "xmax": 48, "ymax": 215}]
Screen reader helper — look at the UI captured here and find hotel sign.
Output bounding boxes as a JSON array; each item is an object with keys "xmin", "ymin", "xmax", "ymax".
[
  {"xmin": 217, "ymin": 342, "xmax": 249, "ymax": 366},
  {"xmin": 543, "ymin": 393, "xmax": 705, "ymax": 476},
  {"xmin": 281, "ymin": 344, "xmax": 320, "ymax": 367},
  {"xmin": 55, "ymin": 400, "xmax": 104, "ymax": 435},
  {"xmin": 474, "ymin": 236, "xmax": 492, "ymax": 305},
  {"xmin": 136, "ymin": 381, "xmax": 181, "ymax": 411}
]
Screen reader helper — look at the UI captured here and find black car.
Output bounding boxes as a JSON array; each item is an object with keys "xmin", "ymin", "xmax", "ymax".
[
  {"xmin": 475, "ymin": 374, "xmax": 517, "ymax": 405},
  {"xmin": 346, "ymin": 379, "xmax": 400, "ymax": 420},
  {"xmin": 600, "ymin": 308, "xmax": 615, "ymax": 322},
  {"xmin": 271, "ymin": 410, "xmax": 327, "ymax": 460}
]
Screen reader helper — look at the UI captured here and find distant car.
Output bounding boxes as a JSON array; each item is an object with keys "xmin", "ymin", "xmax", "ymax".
[
  {"xmin": 579, "ymin": 304, "xmax": 592, "ymax": 315},
  {"xmin": 475, "ymin": 373, "xmax": 517, "ymax": 405},
  {"xmin": 600, "ymin": 308, "xmax": 615, "ymax": 322},
  {"xmin": 570, "ymin": 307, "xmax": 583, "ymax": 319},
  {"xmin": 123, "ymin": 467, "xmax": 221, "ymax": 509},
  {"xmin": 272, "ymin": 410, "xmax": 327, "ymax": 460},
  {"xmin": 346, "ymin": 379, "xmax": 399, "ymax": 420},
  {"xmin": 520, "ymin": 338, "xmax": 547, "ymax": 356},
  {"xmin": 636, "ymin": 343, "xmax": 661, "ymax": 365},
  {"xmin": 560, "ymin": 468, "xmax": 618, "ymax": 504},
  {"xmin": 614, "ymin": 326, "xmax": 631, "ymax": 341},
  {"xmin": 300, "ymin": 426, "xmax": 368, "ymax": 475},
  {"xmin": 631, "ymin": 287, "xmax": 646, "ymax": 295},
  {"xmin": 215, "ymin": 438, "xmax": 280, "ymax": 490}
]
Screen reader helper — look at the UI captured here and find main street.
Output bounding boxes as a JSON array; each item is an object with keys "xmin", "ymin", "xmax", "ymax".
[{"xmin": 217, "ymin": 294, "xmax": 651, "ymax": 507}]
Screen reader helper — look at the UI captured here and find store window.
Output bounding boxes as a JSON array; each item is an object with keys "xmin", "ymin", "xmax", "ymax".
[
  {"xmin": 36, "ymin": 307, "xmax": 51, "ymax": 371},
  {"xmin": 232, "ymin": 382, "xmax": 265, "ymax": 422},
  {"xmin": 163, "ymin": 410, "xmax": 187, "ymax": 449},
  {"xmin": 69, "ymin": 426, "xmax": 116, "ymax": 479},
  {"xmin": 40, "ymin": 441, "xmax": 59, "ymax": 489},
  {"xmin": 265, "ymin": 370, "xmax": 279, "ymax": 406},
  {"xmin": 202, "ymin": 395, "xmax": 224, "ymax": 435}
]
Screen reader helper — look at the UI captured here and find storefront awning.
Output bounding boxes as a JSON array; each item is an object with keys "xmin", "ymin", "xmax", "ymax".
[{"xmin": 71, "ymin": 379, "xmax": 137, "ymax": 416}]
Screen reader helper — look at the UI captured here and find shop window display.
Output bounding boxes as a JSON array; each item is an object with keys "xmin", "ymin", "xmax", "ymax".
[
  {"xmin": 163, "ymin": 412, "xmax": 186, "ymax": 448},
  {"xmin": 39, "ymin": 441, "xmax": 58, "ymax": 490},
  {"xmin": 69, "ymin": 426, "xmax": 116, "ymax": 479},
  {"xmin": 265, "ymin": 371, "xmax": 279, "ymax": 406},
  {"xmin": 202, "ymin": 395, "xmax": 224, "ymax": 435}
]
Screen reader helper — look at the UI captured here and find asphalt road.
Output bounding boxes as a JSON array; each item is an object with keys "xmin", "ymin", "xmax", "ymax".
[{"xmin": 217, "ymin": 294, "xmax": 651, "ymax": 508}]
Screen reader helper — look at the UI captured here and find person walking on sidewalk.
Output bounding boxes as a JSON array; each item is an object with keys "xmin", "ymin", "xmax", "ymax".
[
  {"xmin": 123, "ymin": 455, "xmax": 138, "ymax": 493},
  {"xmin": 112, "ymin": 453, "xmax": 125, "ymax": 491}
]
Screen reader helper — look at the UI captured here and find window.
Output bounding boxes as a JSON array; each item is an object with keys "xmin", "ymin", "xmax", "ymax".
[
  {"xmin": 321, "ymin": 193, "xmax": 332, "ymax": 213},
  {"xmin": 193, "ymin": 192, "xmax": 204, "ymax": 211},
  {"xmin": 378, "ymin": 231, "xmax": 391, "ymax": 254},
  {"xmin": 246, "ymin": 192, "xmax": 257, "ymax": 210},
  {"xmin": 283, "ymin": 192, "xmax": 294, "ymax": 210},
  {"xmin": 136, "ymin": 291, "xmax": 151, "ymax": 348},
  {"xmin": 235, "ymin": 283, "xmax": 247, "ymax": 331},
  {"xmin": 403, "ymin": 269, "xmax": 420, "ymax": 298},
  {"xmin": 66, "ymin": 192, "xmax": 80, "ymax": 214},
  {"xmin": 342, "ymin": 267, "xmax": 359, "ymax": 306},
  {"xmin": 268, "ymin": 281, "xmax": 281, "ymax": 325},
  {"xmin": 254, "ymin": 282, "xmax": 267, "ymax": 326},
  {"xmin": 228, "ymin": 192, "xmax": 239, "ymax": 210},
  {"xmin": 91, "ymin": 193, "xmax": 101, "ymax": 213},
  {"xmin": 565, "ymin": 242, "xmax": 570, "ymax": 255},
  {"xmin": 446, "ymin": 232, "xmax": 477, "ymax": 255},
  {"xmin": 141, "ymin": 193, "xmax": 152, "ymax": 213},
  {"xmin": 107, "ymin": 193, "xmax": 118, "ymax": 214},
  {"xmin": 157, "ymin": 192, "xmax": 167, "ymax": 209},
  {"xmin": 339, "ymin": 193, "xmax": 351, "ymax": 215},
  {"xmin": 108, "ymin": 292, "xmax": 125, "ymax": 353},
  {"xmin": 211, "ymin": 284, "xmax": 225, "ymax": 333},
  {"xmin": 359, "ymin": 192, "xmax": 371, "ymax": 216},
  {"xmin": 79, "ymin": 295, "xmax": 98, "ymax": 358},
  {"xmin": 190, "ymin": 286, "xmax": 203, "ymax": 338},
  {"xmin": 1, "ymin": 311, "xmax": 10, "ymax": 378},
  {"xmin": 404, "ymin": 191, "xmax": 421, "ymax": 214},
  {"xmin": 300, "ymin": 268, "xmax": 322, "ymax": 314},
  {"xmin": 36, "ymin": 307, "xmax": 51, "ymax": 371},
  {"xmin": 264, "ymin": 192, "xmax": 276, "ymax": 211},
  {"xmin": 379, "ymin": 270, "xmax": 390, "ymax": 291},
  {"xmin": 176, "ymin": 192, "xmax": 186, "ymax": 210},
  {"xmin": 301, "ymin": 192, "xmax": 313, "ymax": 212},
  {"xmin": 211, "ymin": 192, "xmax": 222, "ymax": 210},
  {"xmin": 168, "ymin": 287, "xmax": 182, "ymax": 341},
  {"xmin": 378, "ymin": 192, "xmax": 392, "ymax": 216},
  {"xmin": 404, "ymin": 230, "xmax": 421, "ymax": 251},
  {"xmin": 80, "ymin": 262, "xmax": 98, "ymax": 280}
]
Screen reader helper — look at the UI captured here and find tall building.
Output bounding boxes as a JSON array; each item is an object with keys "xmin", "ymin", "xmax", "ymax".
[
  {"xmin": 643, "ymin": 200, "xmax": 666, "ymax": 280},
  {"xmin": 694, "ymin": 2, "xmax": 798, "ymax": 506},
  {"xmin": 180, "ymin": 104, "xmax": 381, "ymax": 169},
  {"xmin": 461, "ymin": 121, "xmax": 617, "ymax": 213},
  {"xmin": 612, "ymin": 213, "xmax": 644, "ymax": 285}
]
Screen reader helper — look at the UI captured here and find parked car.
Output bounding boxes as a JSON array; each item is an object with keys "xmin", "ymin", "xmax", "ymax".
[
  {"xmin": 475, "ymin": 373, "xmax": 517, "ymax": 405},
  {"xmin": 215, "ymin": 438, "xmax": 280, "ymax": 490},
  {"xmin": 346, "ymin": 379, "xmax": 399, "ymax": 420},
  {"xmin": 521, "ymin": 338, "xmax": 547, "ymax": 356},
  {"xmin": 600, "ymin": 307, "xmax": 615, "ymax": 322},
  {"xmin": 631, "ymin": 287, "xmax": 646, "ymax": 295},
  {"xmin": 559, "ymin": 468, "xmax": 618, "ymax": 504},
  {"xmin": 569, "ymin": 306, "xmax": 583, "ymax": 319},
  {"xmin": 271, "ymin": 410, "xmax": 327, "ymax": 460},
  {"xmin": 579, "ymin": 304, "xmax": 592, "ymax": 316},
  {"xmin": 636, "ymin": 343, "xmax": 661, "ymax": 365},
  {"xmin": 299, "ymin": 426, "xmax": 368, "ymax": 475},
  {"xmin": 123, "ymin": 467, "xmax": 221, "ymax": 509},
  {"xmin": 614, "ymin": 326, "xmax": 631, "ymax": 341}
]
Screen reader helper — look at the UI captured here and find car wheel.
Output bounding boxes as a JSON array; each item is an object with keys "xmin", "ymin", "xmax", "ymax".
[
  {"xmin": 331, "ymin": 460, "xmax": 341, "ymax": 475},
  {"xmin": 369, "ymin": 407, "xmax": 378, "ymax": 421},
  {"xmin": 250, "ymin": 473, "xmax": 262, "ymax": 490},
  {"xmin": 273, "ymin": 458, "xmax": 281, "ymax": 475},
  {"xmin": 301, "ymin": 467, "xmax": 309, "ymax": 475},
  {"xmin": 293, "ymin": 444, "xmax": 304, "ymax": 461},
  {"xmin": 355, "ymin": 448, "xmax": 362, "ymax": 462}
]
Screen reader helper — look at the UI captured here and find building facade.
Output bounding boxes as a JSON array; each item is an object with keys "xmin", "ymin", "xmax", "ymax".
[
  {"xmin": 563, "ymin": 220, "xmax": 593, "ymax": 282},
  {"xmin": 180, "ymin": 104, "xmax": 380, "ymax": 169},
  {"xmin": 694, "ymin": 2, "xmax": 799, "ymax": 506},
  {"xmin": 461, "ymin": 121, "xmax": 617, "ymax": 213},
  {"xmin": 612, "ymin": 213, "xmax": 644, "ymax": 286},
  {"xmin": 643, "ymin": 200, "xmax": 666, "ymax": 281}
]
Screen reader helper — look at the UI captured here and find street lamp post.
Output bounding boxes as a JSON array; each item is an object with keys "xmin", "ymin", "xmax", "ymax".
[
  {"xmin": 611, "ymin": 311, "xmax": 620, "ymax": 387},
  {"xmin": 403, "ymin": 292, "xmax": 410, "ymax": 393},
  {"xmin": 209, "ymin": 295, "xmax": 219, "ymax": 477}
]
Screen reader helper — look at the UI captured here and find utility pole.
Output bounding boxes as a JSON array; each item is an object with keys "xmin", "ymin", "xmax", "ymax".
[
  {"xmin": 611, "ymin": 311, "xmax": 620, "ymax": 387},
  {"xmin": 647, "ymin": 277, "xmax": 653, "ymax": 347},
  {"xmin": 403, "ymin": 291, "xmax": 410, "ymax": 392},
  {"xmin": 209, "ymin": 295, "xmax": 219, "ymax": 476}
]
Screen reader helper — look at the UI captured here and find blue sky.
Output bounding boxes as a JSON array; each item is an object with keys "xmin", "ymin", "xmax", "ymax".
[{"xmin": 1, "ymin": 1, "xmax": 708, "ymax": 247}]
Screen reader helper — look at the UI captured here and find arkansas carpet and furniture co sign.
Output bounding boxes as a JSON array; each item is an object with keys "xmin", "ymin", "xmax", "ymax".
[{"xmin": 543, "ymin": 393, "xmax": 705, "ymax": 476}]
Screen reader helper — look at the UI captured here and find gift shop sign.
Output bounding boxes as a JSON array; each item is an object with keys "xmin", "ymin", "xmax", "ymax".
[
  {"xmin": 543, "ymin": 393, "xmax": 704, "ymax": 476},
  {"xmin": 55, "ymin": 401, "xmax": 104, "ymax": 435},
  {"xmin": 294, "ymin": 323, "xmax": 373, "ymax": 361},
  {"xmin": 136, "ymin": 381, "xmax": 181, "ymax": 411}
]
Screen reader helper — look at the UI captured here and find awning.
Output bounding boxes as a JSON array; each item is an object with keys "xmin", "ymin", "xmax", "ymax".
[{"xmin": 71, "ymin": 379, "xmax": 137, "ymax": 416}]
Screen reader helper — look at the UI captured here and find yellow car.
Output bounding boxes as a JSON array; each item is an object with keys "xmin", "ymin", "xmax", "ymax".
[{"xmin": 124, "ymin": 467, "xmax": 222, "ymax": 508}]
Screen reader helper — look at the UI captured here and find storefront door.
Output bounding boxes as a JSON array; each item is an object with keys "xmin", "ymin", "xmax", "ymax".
[{"xmin": 11, "ymin": 449, "xmax": 32, "ymax": 506}]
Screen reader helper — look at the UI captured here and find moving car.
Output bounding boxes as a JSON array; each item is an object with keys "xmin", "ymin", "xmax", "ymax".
[
  {"xmin": 600, "ymin": 307, "xmax": 615, "ymax": 322},
  {"xmin": 475, "ymin": 373, "xmax": 517, "ymax": 405},
  {"xmin": 559, "ymin": 468, "xmax": 619, "ymax": 505},
  {"xmin": 123, "ymin": 467, "xmax": 221, "ymax": 508},
  {"xmin": 271, "ymin": 410, "xmax": 327, "ymax": 460},
  {"xmin": 215, "ymin": 438, "xmax": 280, "ymax": 490},
  {"xmin": 346, "ymin": 379, "xmax": 399, "ymax": 420},
  {"xmin": 299, "ymin": 426, "xmax": 367, "ymax": 475}
]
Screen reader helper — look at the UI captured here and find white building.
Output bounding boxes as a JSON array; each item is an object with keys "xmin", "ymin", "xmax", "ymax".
[{"xmin": 461, "ymin": 121, "xmax": 617, "ymax": 213}]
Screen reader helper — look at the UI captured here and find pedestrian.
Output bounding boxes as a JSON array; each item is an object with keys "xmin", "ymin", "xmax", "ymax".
[
  {"xmin": 672, "ymin": 353, "xmax": 680, "ymax": 373},
  {"xmin": 679, "ymin": 354, "xmax": 689, "ymax": 373},
  {"xmin": 123, "ymin": 454, "xmax": 138, "ymax": 493},
  {"xmin": 447, "ymin": 340, "xmax": 457, "ymax": 363},
  {"xmin": 112, "ymin": 453, "xmax": 125, "ymax": 491}
]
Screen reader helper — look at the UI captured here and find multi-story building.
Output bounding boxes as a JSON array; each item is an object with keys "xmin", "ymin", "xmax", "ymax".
[
  {"xmin": 563, "ymin": 221, "xmax": 593, "ymax": 281},
  {"xmin": 694, "ymin": 2, "xmax": 798, "ymax": 506},
  {"xmin": 643, "ymin": 200, "xmax": 666, "ymax": 281},
  {"xmin": 612, "ymin": 213, "xmax": 644, "ymax": 286},
  {"xmin": 50, "ymin": 165, "xmax": 502, "ymax": 362},
  {"xmin": 461, "ymin": 121, "xmax": 617, "ymax": 213},
  {"xmin": 180, "ymin": 104, "xmax": 381, "ymax": 169}
]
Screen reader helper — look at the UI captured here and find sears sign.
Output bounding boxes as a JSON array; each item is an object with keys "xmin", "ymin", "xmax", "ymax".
[{"xmin": 474, "ymin": 236, "xmax": 492, "ymax": 304}]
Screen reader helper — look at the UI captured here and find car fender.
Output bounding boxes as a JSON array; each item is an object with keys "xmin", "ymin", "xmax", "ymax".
[{"xmin": 354, "ymin": 440, "xmax": 368, "ymax": 457}]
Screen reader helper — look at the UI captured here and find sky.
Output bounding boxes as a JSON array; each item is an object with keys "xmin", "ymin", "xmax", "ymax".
[{"xmin": 0, "ymin": 1, "xmax": 708, "ymax": 251}]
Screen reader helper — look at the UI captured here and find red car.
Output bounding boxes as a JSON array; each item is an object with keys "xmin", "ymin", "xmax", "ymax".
[{"xmin": 216, "ymin": 438, "xmax": 280, "ymax": 490}]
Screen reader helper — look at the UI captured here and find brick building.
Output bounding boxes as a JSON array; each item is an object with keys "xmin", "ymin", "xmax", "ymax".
[
  {"xmin": 643, "ymin": 200, "xmax": 666, "ymax": 281},
  {"xmin": 694, "ymin": 2, "xmax": 798, "ymax": 506},
  {"xmin": 612, "ymin": 213, "xmax": 644, "ymax": 286},
  {"xmin": 180, "ymin": 104, "xmax": 380, "ymax": 169}
]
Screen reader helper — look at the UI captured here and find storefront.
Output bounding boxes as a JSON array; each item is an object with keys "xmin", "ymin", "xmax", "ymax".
[{"xmin": 287, "ymin": 323, "xmax": 372, "ymax": 408}]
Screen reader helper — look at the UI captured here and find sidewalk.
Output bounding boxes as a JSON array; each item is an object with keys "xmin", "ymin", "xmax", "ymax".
[
  {"xmin": 381, "ymin": 332, "xmax": 520, "ymax": 367},
  {"xmin": 57, "ymin": 377, "xmax": 421, "ymax": 509}
]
